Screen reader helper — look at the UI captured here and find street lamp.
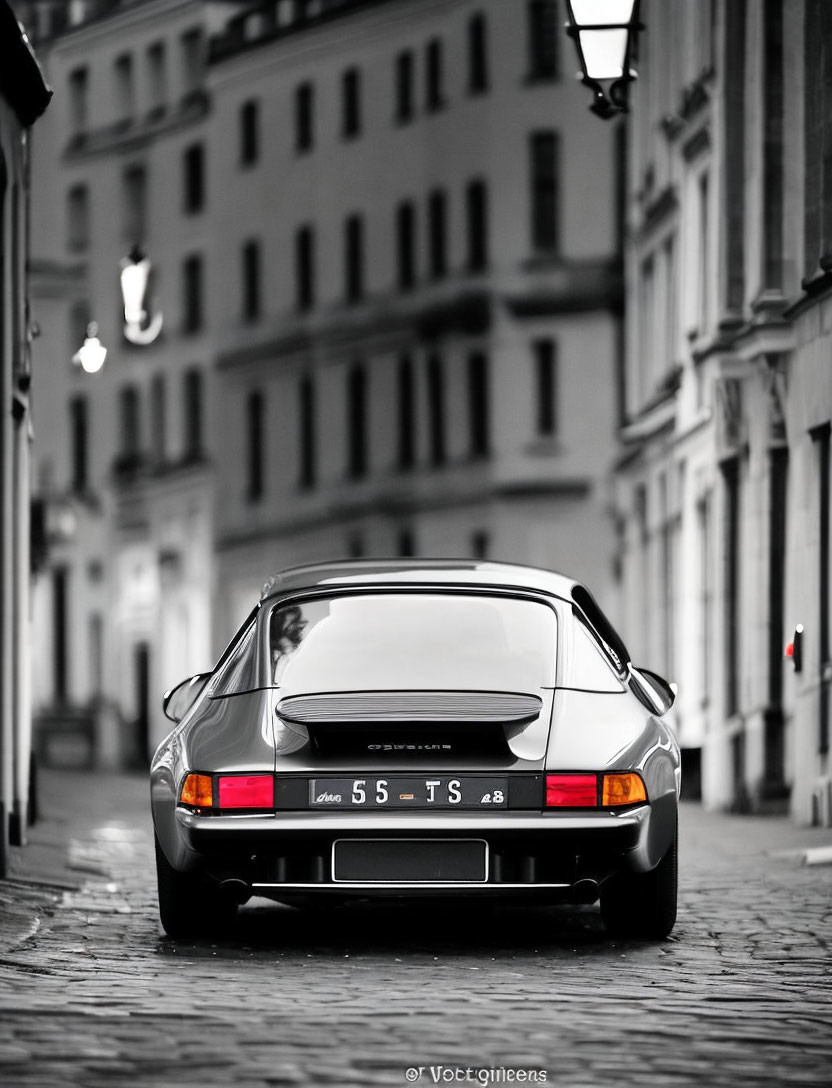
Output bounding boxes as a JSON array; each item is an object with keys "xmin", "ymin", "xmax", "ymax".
[
  {"xmin": 120, "ymin": 245, "xmax": 163, "ymax": 345},
  {"xmin": 565, "ymin": 0, "xmax": 642, "ymax": 119},
  {"xmin": 72, "ymin": 322, "xmax": 107, "ymax": 374}
]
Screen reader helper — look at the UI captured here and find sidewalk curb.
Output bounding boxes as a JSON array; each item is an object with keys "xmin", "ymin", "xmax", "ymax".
[{"xmin": 803, "ymin": 845, "xmax": 832, "ymax": 866}]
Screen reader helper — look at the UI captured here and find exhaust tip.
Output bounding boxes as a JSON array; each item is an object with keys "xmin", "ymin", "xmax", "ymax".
[
  {"xmin": 570, "ymin": 878, "xmax": 599, "ymax": 904},
  {"xmin": 219, "ymin": 878, "xmax": 252, "ymax": 904}
]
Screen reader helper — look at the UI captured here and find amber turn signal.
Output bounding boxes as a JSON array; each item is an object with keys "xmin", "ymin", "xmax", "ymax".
[
  {"xmin": 180, "ymin": 772, "xmax": 213, "ymax": 808},
  {"xmin": 601, "ymin": 772, "xmax": 647, "ymax": 807}
]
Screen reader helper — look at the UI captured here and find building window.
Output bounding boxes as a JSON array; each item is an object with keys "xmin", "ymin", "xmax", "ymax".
[
  {"xmin": 427, "ymin": 352, "xmax": 445, "ymax": 466},
  {"xmin": 530, "ymin": 130, "xmax": 560, "ymax": 253},
  {"xmin": 635, "ymin": 484, "xmax": 651, "ymax": 650},
  {"xmin": 348, "ymin": 533, "xmax": 364, "ymax": 558},
  {"xmin": 639, "ymin": 254, "xmax": 656, "ymax": 399},
  {"xmin": 397, "ymin": 353, "xmax": 416, "ymax": 470},
  {"xmin": 662, "ymin": 234, "xmax": 677, "ymax": 367},
  {"xmin": 697, "ymin": 491, "xmax": 713, "ymax": 705},
  {"xmin": 471, "ymin": 530, "xmax": 489, "ymax": 558},
  {"xmin": 146, "ymin": 42, "xmax": 167, "ymax": 115},
  {"xmin": 240, "ymin": 99, "xmax": 260, "ymax": 165},
  {"xmin": 119, "ymin": 384, "xmax": 141, "ymax": 459},
  {"xmin": 241, "ymin": 239, "xmax": 261, "ymax": 322},
  {"xmin": 183, "ymin": 143, "xmax": 205, "ymax": 214},
  {"xmin": 122, "ymin": 165, "xmax": 146, "ymax": 245},
  {"xmin": 89, "ymin": 612, "xmax": 103, "ymax": 699},
  {"xmin": 70, "ymin": 300, "xmax": 91, "ymax": 354},
  {"xmin": 68, "ymin": 66, "xmax": 88, "ymax": 135},
  {"xmin": 766, "ymin": 447, "xmax": 788, "ymax": 786},
  {"xmin": 426, "ymin": 38, "xmax": 445, "ymax": 112},
  {"xmin": 398, "ymin": 528, "xmax": 415, "ymax": 557},
  {"xmin": 295, "ymin": 224, "xmax": 315, "ymax": 311},
  {"xmin": 347, "ymin": 364, "xmax": 368, "ymax": 479},
  {"xmin": 69, "ymin": 395, "xmax": 88, "ymax": 492},
  {"xmin": 533, "ymin": 339, "xmax": 557, "ymax": 436},
  {"xmin": 182, "ymin": 256, "xmax": 203, "ymax": 333},
  {"xmin": 345, "ymin": 214, "xmax": 365, "ymax": 303},
  {"xmin": 658, "ymin": 472, "xmax": 677, "ymax": 681},
  {"xmin": 697, "ymin": 171, "xmax": 710, "ymax": 334},
  {"xmin": 295, "ymin": 82, "xmax": 314, "ymax": 152},
  {"xmin": 66, "ymin": 184, "xmax": 90, "ymax": 252},
  {"xmin": 527, "ymin": 0, "xmax": 558, "ymax": 80},
  {"xmin": 465, "ymin": 179, "xmax": 488, "ymax": 272},
  {"xmin": 299, "ymin": 374, "xmax": 316, "ymax": 489},
  {"xmin": 114, "ymin": 53, "xmax": 135, "ymax": 121},
  {"xmin": 150, "ymin": 374, "xmax": 166, "ymax": 464},
  {"xmin": 180, "ymin": 28, "xmax": 204, "ymax": 98},
  {"xmin": 428, "ymin": 190, "xmax": 448, "ymax": 280},
  {"xmin": 396, "ymin": 201, "xmax": 417, "ymax": 290},
  {"xmin": 52, "ymin": 567, "xmax": 69, "ymax": 703},
  {"xmin": 395, "ymin": 50, "xmax": 414, "ymax": 123},
  {"xmin": 722, "ymin": 458, "xmax": 741, "ymax": 718},
  {"xmin": 813, "ymin": 424, "xmax": 831, "ymax": 754},
  {"xmin": 762, "ymin": 0, "xmax": 784, "ymax": 290},
  {"xmin": 467, "ymin": 351, "xmax": 489, "ymax": 458},
  {"xmin": 342, "ymin": 67, "xmax": 361, "ymax": 138},
  {"xmin": 468, "ymin": 13, "xmax": 489, "ymax": 94},
  {"xmin": 804, "ymin": 0, "xmax": 832, "ymax": 274},
  {"xmin": 183, "ymin": 368, "xmax": 203, "ymax": 459},
  {"xmin": 246, "ymin": 390, "xmax": 265, "ymax": 501}
]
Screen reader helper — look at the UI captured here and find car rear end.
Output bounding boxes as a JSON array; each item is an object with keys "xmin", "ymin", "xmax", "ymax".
[{"xmin": 171, "ymin": 587, "xmax": 667, "ymax": 909}]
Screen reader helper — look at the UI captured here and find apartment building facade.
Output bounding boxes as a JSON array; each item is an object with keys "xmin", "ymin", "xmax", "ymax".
[
  {"xmin": 25, "ymin": 0, "xmax": 239, "ymax": 766},
  {"xmin": 207, "ymin": 0, "xmax": 624, "ymax": 631},
  {"xmin": 614, "ymin": 0, "xmax": 832, "ymax": 823},
  {"xmin": 0, "ymin": 0, "xmax": 50, "ymax": 869},
  {"xmin": 25, "ymin": 0, "xmax": 624, "ymax": 763}
]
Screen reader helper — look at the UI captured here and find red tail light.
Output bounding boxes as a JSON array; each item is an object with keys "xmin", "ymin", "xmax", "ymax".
[
  {"xmin": 545, "ymin": 774, "xmax": 598, "ymax": 807},
  {"xmin": 217, "ymin": 774, "xmax": 274, "ymax": 809},
  {"xmin": 544, "ymin": 772, "xmax": 649, "ymax": 808}
]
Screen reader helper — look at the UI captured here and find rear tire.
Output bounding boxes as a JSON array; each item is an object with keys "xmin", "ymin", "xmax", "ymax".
[
  {"xmin": 154, "ymin": 832, "xmax": 237, "ymax": 939},
  {"xmin": 600, "ymin": 822, "xmax": 678, "ymax": 939}
]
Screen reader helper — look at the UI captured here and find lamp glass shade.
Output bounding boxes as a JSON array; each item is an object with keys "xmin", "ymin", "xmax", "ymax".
[
  {"xmin": 120, "ymin": 258, "xmax": 150, "ymax": 325},
  {"xmin": 577, "ymin": 27, "xmax": 629, "ymax": 79},
  {"xmin": 75, "ymin": 335, "xmax": 107, "ymax": 374},
  {"xmin": 569, "ymin": 0, "xmax": 636, "ymax": 25}
]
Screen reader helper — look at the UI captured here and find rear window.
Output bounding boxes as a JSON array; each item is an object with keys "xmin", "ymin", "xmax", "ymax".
[{"xmin": 267, "ymin": 592, "xmax": 556, "ymax": 694}]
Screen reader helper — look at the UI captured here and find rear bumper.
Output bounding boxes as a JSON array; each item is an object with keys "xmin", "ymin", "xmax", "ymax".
[{"xmin": 172, "ymin": 802, "xmax": 670, "ymax": 896}]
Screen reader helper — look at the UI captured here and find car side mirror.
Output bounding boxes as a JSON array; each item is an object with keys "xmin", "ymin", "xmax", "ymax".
[
  {"xmin": 630, "ymin": 666, "xmax": 676, "ymax": 716},
  {"xmin": 163, "ymin": 672, "xmax": 211, "ymax": 723}
]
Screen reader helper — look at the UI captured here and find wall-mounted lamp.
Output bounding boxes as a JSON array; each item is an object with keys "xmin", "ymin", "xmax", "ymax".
[
  {"xmin": 72, "ymin": 322, "xmax": 107, "ymax": 374},
  {"xmin": 120, "ymin": 245, "xmax": 163, "ymax": 345},
  {"xmin": 565, "ymin": 0, "xmax": 643, "ymax": 119}
]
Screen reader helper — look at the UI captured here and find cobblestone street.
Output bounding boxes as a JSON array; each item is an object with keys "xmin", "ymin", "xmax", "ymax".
[{"xmin": 0, "ymin": 769, "xmax": 830, "ymax": 1088}]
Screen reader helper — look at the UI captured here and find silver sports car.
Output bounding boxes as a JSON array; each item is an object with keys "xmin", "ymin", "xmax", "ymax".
[{"xmin": 151, "ymin": 560, "xmax": 680, "ymax": 940}]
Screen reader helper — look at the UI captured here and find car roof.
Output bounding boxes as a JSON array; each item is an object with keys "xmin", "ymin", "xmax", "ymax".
[{"xmin": 260, "ymin": 559, "xmax": 580, "ymax": 603}]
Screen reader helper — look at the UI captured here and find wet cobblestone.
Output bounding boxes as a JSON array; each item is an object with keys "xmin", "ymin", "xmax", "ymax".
[{"xmin": 0, "ymin": 770, "xmax": 830, "ymax": 1087}]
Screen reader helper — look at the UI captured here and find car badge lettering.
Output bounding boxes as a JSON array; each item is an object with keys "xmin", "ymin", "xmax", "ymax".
[
  {"xmin": 367, "ymin": 743, "xmax": 453, "ymax": 751},
  {"xmin": 315, "ymin": 791, "xmax": 342, "ymax": 803}
]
